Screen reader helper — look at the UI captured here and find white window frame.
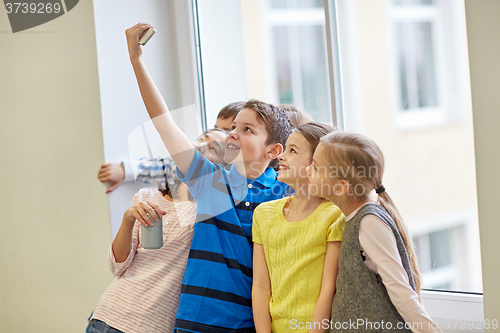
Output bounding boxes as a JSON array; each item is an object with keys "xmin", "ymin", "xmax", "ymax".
[{"xmin": 421, "ymin": 291, "xmax": 485, "ymax": 331}]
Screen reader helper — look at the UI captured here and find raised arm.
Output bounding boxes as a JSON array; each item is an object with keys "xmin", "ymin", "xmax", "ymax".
[{"xmin": 125, "ymin": 23, "xmax": 195, "ymax": 175}]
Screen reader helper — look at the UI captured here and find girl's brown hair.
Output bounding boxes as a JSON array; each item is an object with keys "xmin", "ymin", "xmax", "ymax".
[
  {"xmin": 295, "ymin": 122, "xmax": 338, "ymax": 152},
  {"xmin": 320, "ymin": 131, "xmax": 422, "ymax": 298}
]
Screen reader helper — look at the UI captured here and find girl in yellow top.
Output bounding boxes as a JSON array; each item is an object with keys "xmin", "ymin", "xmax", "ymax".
[{"xmin": 252, "ymin": 122, "xmax": 345, "ymax": 333}]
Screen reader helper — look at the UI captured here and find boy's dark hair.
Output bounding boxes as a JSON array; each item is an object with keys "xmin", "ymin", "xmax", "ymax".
[
  {"xmin": 217, "ymin": 102, "xmax": 244, "ymax": 120},
  {"xmin": 243, "ymin": 99, "xmax": 293, "ymax": 168}
]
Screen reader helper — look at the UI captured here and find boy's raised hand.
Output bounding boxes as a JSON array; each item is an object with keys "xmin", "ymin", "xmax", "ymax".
[
  {"xmin": 124, "ymin": 23, "xmax": 196, "ymax": 176},
  {"xmin": 125, "ymin": 23, "xmax": 153, "ymax": 60}
]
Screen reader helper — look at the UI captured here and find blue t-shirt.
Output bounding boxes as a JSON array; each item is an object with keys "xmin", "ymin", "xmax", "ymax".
[{"xmin": 175, "ymin": 149, "xmax": 289, "ymax": 333}]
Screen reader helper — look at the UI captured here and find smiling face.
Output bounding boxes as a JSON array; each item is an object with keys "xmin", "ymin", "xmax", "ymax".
[
  {"xmin": 223, "ymin": 108, "xmax": 273, "ymax": 167},
  {"xmin": 277, "ymin": 131, "xmax": 314, "ymax": 188},
  {"xmin": 306, "ymin": 142, "xmax": 340, "ymax": 201},
  {"xmin": 192, "ymin": 130, "xmax": 227, "ymax": 164}
]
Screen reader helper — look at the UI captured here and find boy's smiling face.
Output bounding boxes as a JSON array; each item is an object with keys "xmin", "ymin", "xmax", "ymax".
[{"xmin": 224, "ymin": 108, "xmax": 272, "ymax": 168}]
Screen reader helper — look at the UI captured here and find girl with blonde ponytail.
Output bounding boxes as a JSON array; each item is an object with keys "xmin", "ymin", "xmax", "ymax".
[{"xmin": 307, "ymin": 131, "xmax": 441, "ymax": 333}]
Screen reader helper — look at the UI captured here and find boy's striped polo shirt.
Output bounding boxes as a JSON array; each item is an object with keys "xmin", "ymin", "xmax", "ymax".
[{"xmin": 175, "ymin": 149, "xmax": 289, "ymax": 333}]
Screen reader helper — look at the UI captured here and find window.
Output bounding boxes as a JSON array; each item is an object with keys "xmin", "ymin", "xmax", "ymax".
[
  {"xmin": 413, "ymin": 220, "xmax": 479, "ymax": 291},
  {"xmin": 194, "ymin": 0, "xmax": 483, "ymax": 326},
  {"xmin": 388, "ymin": 0, "xmax": 471, "ymax": 129},
  {"xmin": 193, "ymin": 0, "xmax": 332, "ymax": 125},
  {"xmin": 389, "ymin": 0, "xmax": 444, "ymax": 129},
  {"xmin": 335, "ymin": 0, "xmax": 480, "ymax": 294}
]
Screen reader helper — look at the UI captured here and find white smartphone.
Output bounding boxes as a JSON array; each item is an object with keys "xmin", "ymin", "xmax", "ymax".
[{"xmin": 139, "ymin": 27, "xmax": 156, "ymax": 46}]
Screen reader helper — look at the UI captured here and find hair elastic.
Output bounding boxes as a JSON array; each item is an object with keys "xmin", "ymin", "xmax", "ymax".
[{"xmin": 375, "ymin": 185, "xmax": 385, "ymax": 194}]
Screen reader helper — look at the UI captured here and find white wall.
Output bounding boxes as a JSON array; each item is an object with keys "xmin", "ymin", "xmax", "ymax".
[
  {"xmin": 0, "ymin": 2, "xmax": 112, "ymax": 332},
  {"xmin": 464, "ymin": 0, "xmax": 500, "ymax": 325}
]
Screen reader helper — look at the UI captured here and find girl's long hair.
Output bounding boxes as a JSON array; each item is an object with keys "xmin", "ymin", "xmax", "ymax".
[
  {"xmin": 320, "ymin": 131, "xmax": 422, "ymax": 298},
  {"xmin": 295, "ymin": 122, "xmax": 338, "ymax": 151}
]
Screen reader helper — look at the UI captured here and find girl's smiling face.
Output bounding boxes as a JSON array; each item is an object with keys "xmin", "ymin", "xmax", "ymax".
[
  {"xmin": 277, "ymin": 131, "xmax": 313, "ymax": 188},
  {"xmin": 307, "ymin": 142, "xmax": 339, "ymax": 201}
]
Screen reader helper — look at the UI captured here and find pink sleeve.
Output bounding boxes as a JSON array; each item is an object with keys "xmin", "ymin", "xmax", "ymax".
[
  {"xmin": 108, "ymin": 222, "xmax": 140, "ymax": 276},
  {"xmin": 359, "ymin": 215, "xmax": 442, "ymax": 333},
  {"xmin": 107, "ymin": 189, "xmax": 153, "ymax": 276}
]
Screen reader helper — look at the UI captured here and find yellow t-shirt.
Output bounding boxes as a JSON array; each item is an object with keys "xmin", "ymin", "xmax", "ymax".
[{"xmin": 252, "ymin": 197, "xmax": 345, "ymax": 333}]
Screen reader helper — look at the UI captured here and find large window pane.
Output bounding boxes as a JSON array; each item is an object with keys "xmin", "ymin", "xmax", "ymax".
[
  {"xmin": 272, "ymin": 25, "xmax": 331, "ymax": 122},
  {"xmin": 298, "ymin": 25, "xmax": 331, "ymax": 122},
  {"xmin": 196, "ymin": 0, "xmax": 332, "ymax": 125}
]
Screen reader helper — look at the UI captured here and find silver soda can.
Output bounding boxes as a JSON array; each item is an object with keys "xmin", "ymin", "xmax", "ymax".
[{"xmin": 141, "ymin": 209, "xmax": 163, "ymax": 250}]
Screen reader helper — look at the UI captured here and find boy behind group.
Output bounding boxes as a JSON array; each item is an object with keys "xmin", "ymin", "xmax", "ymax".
[
  {"xmin": 126, "ymin": 23, "xmax": 293, "ymax": 333},
  {"xmin": 96, "ymin": 101, "xmax": 244, "ymax": 193}
]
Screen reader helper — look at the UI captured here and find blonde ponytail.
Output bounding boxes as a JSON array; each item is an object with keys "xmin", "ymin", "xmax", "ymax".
[{"xmin": 377, "ymin": 190, "xmax": 422, "ymax": 300}]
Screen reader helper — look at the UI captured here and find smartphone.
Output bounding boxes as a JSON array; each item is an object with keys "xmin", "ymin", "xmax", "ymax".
[{"xmin": 139, "ymin": 27, "xmax": 156, "ymax": 46}]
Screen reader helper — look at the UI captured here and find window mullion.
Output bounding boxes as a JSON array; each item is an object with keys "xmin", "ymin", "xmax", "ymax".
[{"xmin": 324, "ymin": 0, "xmax": 344, "ymax": 129}]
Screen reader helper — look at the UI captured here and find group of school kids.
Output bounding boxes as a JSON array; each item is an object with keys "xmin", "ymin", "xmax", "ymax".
[{"xmin": 87, "ymin": 23, "xmax": 442, "ymax": 333}]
